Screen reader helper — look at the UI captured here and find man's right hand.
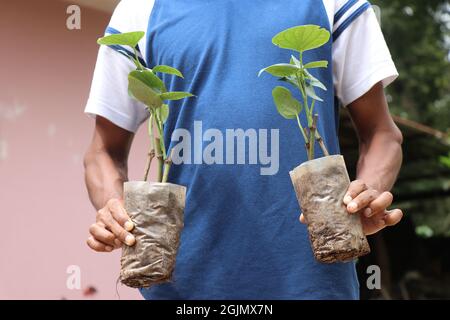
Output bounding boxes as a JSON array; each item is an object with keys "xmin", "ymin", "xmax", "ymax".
[{"xmin": 87, "ymin": 198, "xmax": 136, "ymax": 252}]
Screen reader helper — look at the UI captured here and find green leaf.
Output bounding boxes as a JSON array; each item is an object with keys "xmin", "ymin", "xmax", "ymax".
[
  {"xmin": 156, "ymin": 104, "xmax": 169, "ymax": 124},
  {"xmin": 279, "ymin": 76, "xmax": 298, "ymax": 88},
  {"xmin": 272, "ymin": 25, "xmax": 330, "ymax": 53},
  {"xmin": 304, "ymin": 60, "xmax": 328, "ymax": 69},
  {"xmin": 258, "ymin": 63, "xmax": 300, "ymax": 77},
  {"xmin": 97, "ymin": 31, "xmax": 145, "ymax": 48},
  {"xmin": 305, "ymin": 84, "xmax": 324, "ymax": 102},
  {"xmin": 128, "ymin": 71, "xmax": 163, "ymax": 108},
  {"xmin": 309, "ymin": 78, "xmax": 327, "ymax": 91},
  {"xmin": 153, "ymin": 65, "xmax": 184, "ymax": 78},
  {"xmin": 129, "ymin": 70, "xmax": 166, "ymax": 93},
  {"xmin": 290, "ymin": 55, "xmax": 301, "ymax": 67},
  {"xmin": 304, "ymin": 70, "xmax": 327, "ymax": 91},
  {"xmin": 160, "ymin": 91, "xmax": 194, "ymax": 101},
  {"xmin": 272, "ymin": 86, "xmax": 302, "ymax": 119}
]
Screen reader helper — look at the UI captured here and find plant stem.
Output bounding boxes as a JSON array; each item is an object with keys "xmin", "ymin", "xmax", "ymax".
[
  {"xmin": 304, "ymin": 96, "xmax": 312, "ymax": 127},
  {"xmin": 303, "ymin": 127, "xmax": 311, "ymax": 157},
  {"xmin": 142, "ymin": 113, "xmax": 156, "ymax": 181},
  {"xmin": 295, "ymin": 73, "xmax": 306, "ymax": 99},
  {"xmin": 162, "ymin": 149, "xmax": 174, "ymax": 183},
  {"xmin": 143, "ymin": 150, "xmax": 155, "ymax": 181},
  {"xmin": 295, "ymin": 73, "xmax": 310, "ymax": 118},
  {"xmin": 310, "ymin": 100, "xmax": 316, "ymax": 118},
  {"xmin": 308, "ymin": 114, "xmax": 318, "ymax": 160},
  {"xmin": 315, "ymin": 129, "xmax": 330, "ymax": 157},
  {"xmin": 133, "ymin": 47, "xmax": 144, "ymax": 70},
  {"xmin": 295, "ymin": 115, "xmax": 309, "ymax": 144},
  {"xmin": 154, "ymin": 137, "xmax": 163, "ymax": 182},
  {"xmin": 154, "ymin": 112, "xmax": 167, "ymax": 159},
  {"xmin": 298, "ymin": 51, "xmax": 313, "ymax": 126}
]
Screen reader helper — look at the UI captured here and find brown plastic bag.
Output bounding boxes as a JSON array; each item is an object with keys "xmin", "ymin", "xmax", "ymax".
[
  {"xmin": 290, "ymin": 155, "xmax": 370, "ymax": 263},
  {"xmin": 120, "ymin": 181, "xmax": 186, "ymax": 288}
]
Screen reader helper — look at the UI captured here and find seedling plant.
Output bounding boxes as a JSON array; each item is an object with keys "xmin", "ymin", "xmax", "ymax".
[
  {"xmin": 97, "ymin": 31, "xmax": 194, "ymax": 183},
  {"xmin": 258, "ymin": 25, "xmax": 331, "ymax": 161}
]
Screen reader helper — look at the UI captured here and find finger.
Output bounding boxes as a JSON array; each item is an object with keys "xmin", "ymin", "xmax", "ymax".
[
  {"xmin": 299, "ymin": 213, "xmax": 307, "ymax": 224},
  {"xmin": 347, "ymin": 189, "xmax": 380, "ymax": 214},
  {"xmin": 86, "ymin": 236, "xmax": 114, "ymax": 252},
  {"xmin": 344, "ymin": 180, "xmax": 368, "ymax": 204},
  {"xmin": 107, "ymin": 199, "xmax": 134, "ymax": 231},
  {"xmin": 114, "ymin": 238, "xmax": 122, "ymax": 248},
  {"xmin": 365, "ymin": 192, "xmax": 394, "ymax": 217},
  {"xmin": 361, "ymin": 210, "xmax": 387, "ymax": 235},
  {"xmin": 383, "ymin": 209, "xmax": 403, "ymax": 227},
  {"xmin": 89, "ymin": 223, "xmax": 117, "ymax": 247},
  {"xmin": 95, "ymin": 220, "xmax": 124, "ymax": 245},
  {"xmin": 99, "ymin": 210, "xmax": 135, "ymax": 246}
]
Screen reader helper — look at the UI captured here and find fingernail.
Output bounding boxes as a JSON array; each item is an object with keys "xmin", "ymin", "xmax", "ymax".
[
  {"xmin": 105, "ymin": 246, "xmax": 113, "ymax": 252},
  {"xmin": 125, "ymin": 234, "xmax": 136, "ymax": 246},
  {"xmin": 348, "ymin": 201, "xmax": 358, "ymax": 212},
  {"xmin": 343, "ymin": 195, "xmax": 352, "ymax": 205},
  {"xmin": 124, "ymin": 220, "xmax": 134, "ymax": 232},
  {"xmin": 364, "ymin": 207, "xmax": 372, "ymax": 217}
]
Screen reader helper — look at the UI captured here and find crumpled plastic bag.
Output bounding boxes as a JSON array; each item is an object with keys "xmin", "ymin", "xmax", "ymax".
[
  {"xmin": 290, "ymin": 155, "xmax": 370, "ymax": 263},
  {"xmin": 120, "ymin": 181, "xmax": 186, "ymax": 288}
]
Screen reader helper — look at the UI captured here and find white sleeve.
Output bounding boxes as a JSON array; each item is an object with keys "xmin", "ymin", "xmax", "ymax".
[
  {"xmin": 331, "ymin": 0, "xmax": 398, "ymax": 107},
  {"xmin": 84, "ymin": 0, "xmax": 155, "ymax": 133}
]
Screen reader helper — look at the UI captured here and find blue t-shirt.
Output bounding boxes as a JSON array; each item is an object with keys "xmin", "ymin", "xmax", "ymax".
[
  {"xmin": 87, "ymin": 0, "xmax": 397, "ymax": 299},
  {"xmin": 141, "ymin": 0, "xmax": 358, "ymax": 300}
]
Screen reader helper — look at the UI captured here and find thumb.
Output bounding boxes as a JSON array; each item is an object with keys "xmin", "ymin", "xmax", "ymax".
[{"xmin": 299, "ymin": 213, "xmax": 307, "ymax": 224}]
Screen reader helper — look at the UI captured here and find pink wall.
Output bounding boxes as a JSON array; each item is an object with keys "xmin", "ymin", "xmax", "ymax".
[{"xmin": 0, "ymin": 0, "xmax": 149, "ymax": 299}]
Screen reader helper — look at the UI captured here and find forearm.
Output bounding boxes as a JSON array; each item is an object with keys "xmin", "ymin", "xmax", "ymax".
[
  {"xmin": 84, "ymin": 149, "xmax": 128, "ymax": 210},
  {"xmin": 356, "ymin": 131, "xmax": 403, "ymax": 192}
]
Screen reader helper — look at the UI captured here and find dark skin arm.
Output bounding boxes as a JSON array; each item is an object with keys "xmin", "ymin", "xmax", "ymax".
[
  {"xmin": 86, "ymin": 82, "xmax": 402, "ymax": 253},
  {"xmin": 84, "ymin": 116, "xmax": 136, "ymax": 252},
  {"xmin": 301, "ymin": 82, "xmax": 404, "ymax": 235}
]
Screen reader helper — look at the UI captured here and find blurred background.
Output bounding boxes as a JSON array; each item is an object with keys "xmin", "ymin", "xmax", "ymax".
[
  {"xmin": 0, "ymin": 0, "xmax": 448, "ymax": 300},
  {"xmin": 353, "ymin": 0, "xmax": 450, "ymax": 299}
]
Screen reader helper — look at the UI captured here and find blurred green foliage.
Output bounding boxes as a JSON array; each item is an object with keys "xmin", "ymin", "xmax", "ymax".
[
  {"xmin": 415, "ymin": 225, "xmax": 434, "ymax": 238},
  {"xmin": 369, "ymin": 1, "xmax": 450, "ymax": 237},
  {"xmin": 372, "ymin": 0, "xmax": 450, "ymax": 132},
  {"xmin": 440, "ymin": 152, "xmax": 450, "ymax": 167}
]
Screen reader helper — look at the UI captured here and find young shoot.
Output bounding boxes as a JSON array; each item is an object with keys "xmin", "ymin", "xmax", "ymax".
[
  {"xmin": 97, "ymin": 31, "xmax": 194, "ymax": 183},
  {"xmin": 258, "ymin": 25, "xmax": 331, "ymax": 160}
]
